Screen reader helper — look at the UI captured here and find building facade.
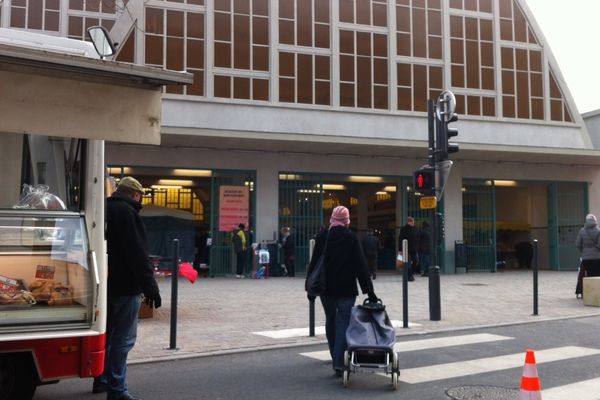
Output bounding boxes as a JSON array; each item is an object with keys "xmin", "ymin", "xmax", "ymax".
[{"xmin": 5, "ymin": 0, "xmax": 600, "ymax": 274}]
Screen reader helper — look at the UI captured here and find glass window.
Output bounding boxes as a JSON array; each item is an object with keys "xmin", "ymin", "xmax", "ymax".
[
  {"xmin": 0, "ymin": 212, "xmax": 94, "ymax": 333},
  {"xmin": 144, "ymin": 6, "xmax": 206, "ymax": 96},
  {"xmin": 0, "ymin": 134, "xmax": 84, "ymax": 212},
  {"xmin": 340, "ymin": 30, "xmax": 388, "ymax": 110}
]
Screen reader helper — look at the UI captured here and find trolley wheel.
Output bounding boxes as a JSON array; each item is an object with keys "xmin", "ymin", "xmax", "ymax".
[
  {"xmin": 344, "ymin": 350, "xmax": 350, "ymax": 368},
  {"xmin": 392, "ymin": 372, "xmax": 399, "ymax": 390},
  {"xmin": 393, "ymin": 352, "xmax": 400, "ymax": 373},
  {"xmin": 342, "ymin": 370, "xmax": 349, "ymax": 387}
]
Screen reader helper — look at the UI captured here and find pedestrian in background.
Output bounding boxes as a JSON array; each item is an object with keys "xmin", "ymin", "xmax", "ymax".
[
  {"xmin": 419, "ymin": 220, "xmax": 432, "ymax": 277},
  {"xmin": 232, "ymin": 223, "xmax": 247, "ymax": 278},
  {"xmin": 280, "ymin": 227, "xmax": 296, "ymax": 277},
  {"xmin": 93, "ymin": 177, "xmax": 161, "ymax": 400},
  {"xmin": 575, "ymin": 214, "xmax": 600, "ymax": 297},
  {"xmin": 306, "ymin": 206, "xmax": 377, "ymax": 377},
  {"xmin": 362, "ymin": 229, "xmax": 380, "ymax": 279},
  {"xmin": 399, "ymin": 216, "xmax": 419, "ymax": 281}
]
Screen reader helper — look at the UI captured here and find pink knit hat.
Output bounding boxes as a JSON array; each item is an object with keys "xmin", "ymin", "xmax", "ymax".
[{"xmin": 330, "ymin": 206, "xmax": 350, "ymax": 227}]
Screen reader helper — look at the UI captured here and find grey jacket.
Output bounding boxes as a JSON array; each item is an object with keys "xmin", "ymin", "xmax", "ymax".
[{"xmin": 575, "ymin": 220, "xmax": 600, "ymax": 260}]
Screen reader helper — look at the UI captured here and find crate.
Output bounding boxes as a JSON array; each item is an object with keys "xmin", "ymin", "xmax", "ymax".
[{"xmin": 583, "ymin": 277, "xmax": 600, "ymax": 307}]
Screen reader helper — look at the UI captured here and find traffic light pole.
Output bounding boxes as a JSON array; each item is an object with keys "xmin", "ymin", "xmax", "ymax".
[{"xmin": 427, "ymin": 99, "xmax": 441, "ymax": 321}]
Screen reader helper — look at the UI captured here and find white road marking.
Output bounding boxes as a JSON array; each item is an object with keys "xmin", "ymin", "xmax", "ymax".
[
  {"xmin": 543, "ymin": 377, "xmax": 600, "ymax": 400},
  {"xmin": 300, "ymin": 333, "xmax": 513, "ymax": 361},
  {"xmin": 254, "ymin": 320, "xmax": 420, "ymax": 339},
  {"xmin": 399, "ymin": 346, "xmax": 600, "ymax": 384}
]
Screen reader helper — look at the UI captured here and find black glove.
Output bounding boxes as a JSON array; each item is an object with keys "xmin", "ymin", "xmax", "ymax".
[
  {"xmin": 144, "ymin": 291, "xmax": 162, "ymax": 309},
  {"xmin": 367, "ymin": 291, "xmax": 378, "ymax": 303},
  {"xmin": 307, "ymin": 294, "xmax": 316, "ymax": 302}
]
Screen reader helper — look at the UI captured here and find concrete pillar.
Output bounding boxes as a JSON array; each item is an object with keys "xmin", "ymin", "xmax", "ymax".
[
  {"xmin": 442, "ymin": 163, "xmax": 463, "ymax": 274},
  {"xmin": 255, "ymin": 165, "xmax": 279, "ymax": 243},
  {"xmin": 357, "ymin": 189, "xmax": 369, "ymax": 235}
]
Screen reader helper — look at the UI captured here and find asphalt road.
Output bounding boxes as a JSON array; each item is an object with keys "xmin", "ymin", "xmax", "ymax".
[{"xmin": 36, "ymin": 315, "xmax": 600, "ymax": 400}]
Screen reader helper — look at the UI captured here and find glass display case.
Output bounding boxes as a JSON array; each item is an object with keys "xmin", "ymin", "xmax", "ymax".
[{"xmin": 0, "ymin": 210, "xmax": 96, "ymax": 333}]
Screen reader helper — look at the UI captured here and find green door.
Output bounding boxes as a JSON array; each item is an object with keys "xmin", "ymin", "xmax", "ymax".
[
  {"xmin": 279, "ymin": 174, "xmax": 324, "ymax": 275},
  {"xmin": 462, "ymin": 180, "xmax": 496, "ymax": 272},
  {"xmin": 548, "ymin": 182, "xmax": 587, "ymax": 270},
  {"xmin": 209, "ymin": 170, "xmax": 256, "ymax": 276}
]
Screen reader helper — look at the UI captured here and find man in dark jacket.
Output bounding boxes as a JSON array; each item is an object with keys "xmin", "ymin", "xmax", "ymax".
[
  {"xmin": 93, "ymin": 177, "xmax": 161, "ymax": 400},
  {"xmin": 280, "ymin": 227, "xmax": 296, "ymax": 277},
  {"xmin": 418, "ymin": 221, "xmax": 432, "ymax": 276},
  {"xmin": 306, "ymin": 206, "xmax": 377, "ymax": 377},
  {"xmin": 399, "ymin": 216, "xmax": 419, "ymax": 281},
  {"xmin": 362, "ymin": 229, "xmax": 380, "ymax": 279}
]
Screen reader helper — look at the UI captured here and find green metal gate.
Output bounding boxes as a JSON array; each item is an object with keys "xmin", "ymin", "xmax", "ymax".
[
  {"xmin": 462, "ymin": 180, "xmax": 496, "ymax": 272},
  {"xmin": 401, "ymin": 177, "xmax": 442, "ymax": 269},
  {"xmin": 548, "ymin": 182, "xmax": 587, "ymax": 271},
  {"xmin": 209, "ymin": 169, "xmax": 256, "ymax": 276},
  {"xmin": 279, "ymin": 174, "xmax": 324, "ymax": 274}
]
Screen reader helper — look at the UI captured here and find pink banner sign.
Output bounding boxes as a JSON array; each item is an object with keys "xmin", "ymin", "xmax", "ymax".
[{"xmin": 219, "ymin": 185, "xmax": 249, "ymax": 231}]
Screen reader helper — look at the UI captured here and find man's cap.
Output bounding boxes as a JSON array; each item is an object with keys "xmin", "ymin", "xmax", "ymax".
[{"xmin": 117, "ymin": 176, "xmax": 144, "ymax": 194}]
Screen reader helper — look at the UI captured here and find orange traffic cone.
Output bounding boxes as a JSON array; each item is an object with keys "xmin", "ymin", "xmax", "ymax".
[{"xmin": 519, "ymin": 349, "xmax": 542, "ymax": 399}]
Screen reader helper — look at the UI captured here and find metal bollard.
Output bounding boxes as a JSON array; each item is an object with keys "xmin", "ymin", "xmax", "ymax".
[
  {"xmin": 402, "ymin": 239, "xmax": 409, "ymax": 328},
  {"xmin": 533, "ymin": 239, "xmax": 538, "ymax": 316},
  {"xmin": 309, "ymin": 299, "xmax": 315, "ymax": 336},
  {"xmin": 429, "ymin": 266, "xmax": 441, "ymax": 321},
  {"xmin": 169, "ymin": 239, "xmax": 180, "ymax": 350},
  {"xmin": 308, "ymin": 238, "xmax": 316, "ymax": 336}
]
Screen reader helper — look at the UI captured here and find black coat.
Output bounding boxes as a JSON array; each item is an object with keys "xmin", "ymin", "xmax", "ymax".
[
  {"xmin": 361, "ymin": 234, "xmax": 380, "ymax": 260},
  {"xmin": 306, "ymin": 226, "xmax": 373, "ymax": 298},
  {"xmin": 399, "ymin": 224, "xmax": 419, "ymax": 257},
  {"xmin": 281, "ymin": 234, "xmax": 295, "ymax": 258},
  {"xmin": 419, "ymin": 226, "xmax": 432, "ymax": 254},
  {"xmin": 106, "ymin": 192, "xmax": 159, "ymax": 297}
]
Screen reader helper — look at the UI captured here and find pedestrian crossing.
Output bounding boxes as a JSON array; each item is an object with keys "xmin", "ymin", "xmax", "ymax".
[
  {"xmin": 253, "ymin": 320, "xmax": 421, "ymax": 339},
  {"xmin": 299, "ymin": 333, "xmax": 512, "ymax": 361},
  {"xmin": 398, "ymin": 346, "xmax": 600, "ymax": 384},
  {"xmin": 299, "ymin": 332, "xmax": 600, "ymax": 397}
]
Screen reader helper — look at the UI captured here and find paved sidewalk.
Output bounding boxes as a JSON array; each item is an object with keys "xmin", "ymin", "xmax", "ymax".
[{"xmin": 130, "ymin": 270, "xmax": 600, "ymax": 364}]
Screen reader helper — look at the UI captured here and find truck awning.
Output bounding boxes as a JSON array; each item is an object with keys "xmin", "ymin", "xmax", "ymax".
[{"xmin": 0, "ymin": 42, "xmax": 193, "ymax": 145}]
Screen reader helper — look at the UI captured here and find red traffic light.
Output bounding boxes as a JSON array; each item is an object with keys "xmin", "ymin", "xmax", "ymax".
[{"xmin": 413, "ymin": 167, "xmax": 435, "ymax": 195}]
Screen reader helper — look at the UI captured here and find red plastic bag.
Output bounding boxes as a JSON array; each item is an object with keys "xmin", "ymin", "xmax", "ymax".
[{"xmin": 178, "ymin": 262, "xmax": 198, "ymax": 283}]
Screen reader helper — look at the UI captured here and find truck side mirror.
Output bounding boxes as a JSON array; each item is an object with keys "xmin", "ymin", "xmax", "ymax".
[{"xmin": 86, "ymin": 26, "xmax": 116, "ymax": 58}]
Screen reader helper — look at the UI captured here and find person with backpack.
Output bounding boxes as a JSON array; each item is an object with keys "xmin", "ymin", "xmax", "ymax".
[{"xmin": 575, "ymin": 214, "xmax": 600, "ymax": 297}]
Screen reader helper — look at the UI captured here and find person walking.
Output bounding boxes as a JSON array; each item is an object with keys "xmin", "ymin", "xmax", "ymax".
[
  {"xmin": 92, "ymin": 177, "xmax": 161, "ymax": 400},
  {"xmin": 418, "ymin": 220, "xmax": 432, "ymax": 277},
  {"xmin": 575, "ymin": 214, "xmax": 600, "ymax": 297},
  {"xmin": 280, "ymin": 227, "xmax": 296, "ymax": 277},
  {"xmin": 232, "ymin": 223, "xmax": 247, "ymax": 278},
  {"xmin": 399, "ymin": 216, "xmax": 419, "ymax": 281},
  {"xmin": 305, "ymin": 206, "xmax": 377, "ymax": 377},
  {"xmin": 362, "ymin": 229, "xmax": 380, "ymax": 279}
]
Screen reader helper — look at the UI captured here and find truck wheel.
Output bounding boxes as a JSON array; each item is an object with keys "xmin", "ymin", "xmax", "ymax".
[{"xmin": 0, "ymin": 354, "xmax": 38, "ymax": 400}]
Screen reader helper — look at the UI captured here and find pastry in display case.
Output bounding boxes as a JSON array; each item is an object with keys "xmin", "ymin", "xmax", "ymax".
[{"xmin": 0, "ymin": 211, "xmax": 95, "ymax": 331}]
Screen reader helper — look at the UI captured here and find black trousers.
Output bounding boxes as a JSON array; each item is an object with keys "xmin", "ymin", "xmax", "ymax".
[
  {"xmin": 284, "ymin": 256, "xmax": 295, "ymax": 277},
  {"xmin": 236, "ymin": 251, "xmax": 246, "ymax": 275},
  {"xmin": 583, "ymin": 258, "xmax": 600, "ymax": 277}
]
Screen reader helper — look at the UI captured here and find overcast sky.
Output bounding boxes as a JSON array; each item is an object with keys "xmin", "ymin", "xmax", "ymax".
[{"xmin": 523, "ymin": 0, "xmax": 600, "ymax": 114}]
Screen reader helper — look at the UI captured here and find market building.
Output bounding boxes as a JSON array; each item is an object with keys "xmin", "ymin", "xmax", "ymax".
[{"xmin": 5, "ymin": 0, "xmax": 600, "ymax": 275}]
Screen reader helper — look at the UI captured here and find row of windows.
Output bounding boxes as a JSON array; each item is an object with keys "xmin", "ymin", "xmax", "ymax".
[{"xmin": 3, "ymin": 0, "xmax": 573, "ymax": 123}]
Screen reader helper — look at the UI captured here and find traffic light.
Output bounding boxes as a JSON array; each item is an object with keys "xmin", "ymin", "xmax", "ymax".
[
  {"xmin": 413, "ymin": 166, "xmax": 435, "ymax": 196},
  {"xmin": 444, "ymin": 113, "xmax": 459, "ymax": 156}
]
